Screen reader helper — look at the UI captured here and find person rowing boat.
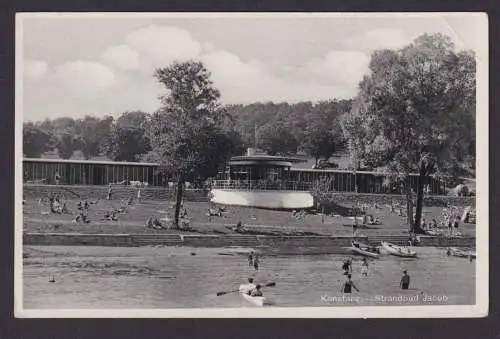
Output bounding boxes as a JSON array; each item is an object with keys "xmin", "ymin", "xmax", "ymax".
[
  {"xmin": 250, "ymin": 284, "xmax": 263, "ymax": 297},
  {"xmin": 245, "ymin": 277, "xmax": 256, "ymax": 294}
]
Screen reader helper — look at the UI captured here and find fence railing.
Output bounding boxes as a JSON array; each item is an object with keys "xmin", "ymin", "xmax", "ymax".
[{"xmin": 210, "ymin": 179, "xmax": 447, "ymax": 195}]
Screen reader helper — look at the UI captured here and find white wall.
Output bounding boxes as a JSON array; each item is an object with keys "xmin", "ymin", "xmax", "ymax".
[{"xmin": 210, "ymin": 189, "xmax": 314, "ymax": 209}]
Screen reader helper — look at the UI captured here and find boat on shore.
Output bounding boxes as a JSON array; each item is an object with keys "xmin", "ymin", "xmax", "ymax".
[
  {"xmin": 239, "ymin": 284, "xmax": 272, "ymax": 307},
  {"xmin": 350, "ymin": 241, "xmax": 380, "ymax": 258},
  {"xmin": 447, "ymin": 247, "xmax": 476, "ymax": 258},
  {"xmin": 381, "ymin": 241, "xmax": 417, "ymax": 258}
]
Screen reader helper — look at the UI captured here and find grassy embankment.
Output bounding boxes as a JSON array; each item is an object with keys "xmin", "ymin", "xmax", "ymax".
[{"xmin": 23, "ymin": 196, "xmax": 476, "ymax": 238}]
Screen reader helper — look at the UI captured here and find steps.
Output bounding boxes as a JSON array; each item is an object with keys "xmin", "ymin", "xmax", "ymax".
[{"xmin": 130, "ymin": 234, "xmax": 183, "ymax": 246}]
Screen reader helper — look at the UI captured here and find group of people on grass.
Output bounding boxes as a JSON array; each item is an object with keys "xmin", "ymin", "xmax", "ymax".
[{"xmin": 48, "ymin": 194, "xmax": 68, "ymax": 215}]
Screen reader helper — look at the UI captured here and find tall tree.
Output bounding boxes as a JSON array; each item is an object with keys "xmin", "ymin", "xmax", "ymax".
[
  {"xmin": 23, "ymin": 124, "xmax": 54, "ymax": 158},
  {"xmin": 344, "ymin": 33, "xmax": 476, "ymax": 232},
  {"xmin": 103, "ymin": 111, "xmax": 152, "ymax": 162},
  {"xmin": 56, "ymin": 132, "xmax": 81, "ymax": 159},
  {"xmin": 104, "ymin": 126, "xmax": 152, "ymax": 162},
  {"xmin": 75, "ymin": 115, "xmax": 114, "ymax": 159},
  {"xmin": 300, "ymin": 100, "xmax": 350, "ymax": 165},
  {"xmin": 148, "ymin": 61, "xmax": 239, "ymax": 228},
  {"xmin": 256, "ymin": 122, "xmax": 299, "ymax": 155}
]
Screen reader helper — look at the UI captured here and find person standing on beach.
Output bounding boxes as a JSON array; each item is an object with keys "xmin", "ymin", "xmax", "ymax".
[
  {"xmin": 107, "ymin": 183, "xmax": 112, "ymax": 200},
  {"xmin": 453, "ymin": 216, "xmax": 461, "ymax": 236},
  {"xmin": 400, "ymin": 270, "xmax": 410, "ymax": 290}
]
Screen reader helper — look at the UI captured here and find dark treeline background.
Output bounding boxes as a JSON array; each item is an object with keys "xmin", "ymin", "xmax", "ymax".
[{"xmin": 23, "ymin": 99, "xmax": 352, "ymax": 166}]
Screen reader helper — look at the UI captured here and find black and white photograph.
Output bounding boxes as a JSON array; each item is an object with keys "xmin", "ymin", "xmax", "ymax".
[{"xmin": 15, "ymin": 13, "xmax": 488, "ymax": 318}]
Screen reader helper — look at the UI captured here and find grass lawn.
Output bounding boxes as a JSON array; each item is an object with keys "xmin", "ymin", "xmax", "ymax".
[{"xmin": 22, "ymin": 196, "xmax": 476, "ymax": 238}]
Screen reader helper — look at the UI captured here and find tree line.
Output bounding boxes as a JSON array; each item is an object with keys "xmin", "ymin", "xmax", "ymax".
[
  {"xmin": 23, "ymin": 33, "xmax": 476, "ymax": 230},
  {"xmin": 23, "ymin": 101, "xmax": 351, "ymax": 166}
]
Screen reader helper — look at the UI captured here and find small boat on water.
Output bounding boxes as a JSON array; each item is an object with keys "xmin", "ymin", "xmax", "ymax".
[
  {"xmin": 239, "ymin": 284, "xmax": 272, "ymax": 307},
  {"xmin": 381, "ymin": 241, "xmax": 417, "ymax": 258},
  {"xmin": 447, "ymin": 247, "xmax": 476, "ymax": 258},
  {"xmin": 350, "ymin": 241, "xmax": 380, "ymax": 258}
]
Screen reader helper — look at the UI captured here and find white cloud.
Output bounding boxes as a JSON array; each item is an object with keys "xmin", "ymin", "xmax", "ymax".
[
  {"xmin": 101, "ymin": 45, "xmax": 140, "ymax": 70},
  {"xmin": 201, "ymin": 50, "xmax": 362, "ymax": 104},
  {"xmin": 126, "ymin": 25, "xmax": 202, "ymax": 68},
  {"xmin": 50, "ymin": 61, "xmax": 116, "ymax": 93},
  {"xmin": 23, "ymin": 59, "xmax": 48, "ymax": 79},
  {"xmin": 297, "ymin": 51, "xmax": 370, "ymax": 87},
  {"xmin": 345, "ymin": 28, "xmax": 409, "ymax": 51}
]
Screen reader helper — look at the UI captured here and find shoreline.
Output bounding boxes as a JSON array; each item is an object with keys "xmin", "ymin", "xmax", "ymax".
[{"xmin": 23, "ymin": 232, "xmax": 476, "ymax": 254}]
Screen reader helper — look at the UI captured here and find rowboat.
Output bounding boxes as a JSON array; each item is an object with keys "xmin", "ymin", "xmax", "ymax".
[
  {"xmin": 239, "ymin": 284, "xmax": 271, "ymax": 307},
  {"xmin": 447, "ymin": 247, "xmax": 476, "ymax": 258},
  {"xmin": 350, "ymin": 241, "xmax": 380, "ymax": 258},
  {"xmin": 381, "ymin": 241, "xmax": 417, "ymax": 258}
]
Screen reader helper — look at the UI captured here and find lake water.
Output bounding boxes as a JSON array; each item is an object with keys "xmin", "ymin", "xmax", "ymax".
[{"xmin": 23, "ymin": 245, "xmax": 475, "ymax": 309}]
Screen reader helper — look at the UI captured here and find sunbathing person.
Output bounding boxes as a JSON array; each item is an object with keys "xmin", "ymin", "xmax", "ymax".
[
  {"xmin": 73, "ymin": 212, "xmax": 90, "ymax": 223},
  {"xmin": 104, "ymin": 211, "xmax": 119, "ymax": 221},
  {"xmin": 61, "ymin": 202, "xmax": 69, "ymax": 214}
]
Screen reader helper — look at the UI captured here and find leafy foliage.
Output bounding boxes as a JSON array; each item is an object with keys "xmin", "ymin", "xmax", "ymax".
[
  {"xmin": 56, "ymin": 132, "xmax": 81, "ymax": 159},
  {"xmin": 343, "ymin": 33, "xmax": 476, "ymax": 230},
  {"xmin": 23, "ymin": 124, "xmax": 55, "ymax": 158},
  {"xmin": 148, "ymin": 60, "xmax": 242, "ymax": 227},
  {"xmin": 103, "ymin": 111, "xmax": 152, "ymax": 162},
  {"xmin": 74, "ymin": 116, "xmax": 114, "ymax": 159}
]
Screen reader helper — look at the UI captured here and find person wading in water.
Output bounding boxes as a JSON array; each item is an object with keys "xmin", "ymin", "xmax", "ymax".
[
  {"xmin": 248, "ymin": 251, "xmax": 254, "ymax": 267},
  {"xmin": 253, "ymin": 253, "xmax": 260, "ymax": 271},
  {"xmin": 400, "ymin": 270, "xmax": 411, "ymax": 290},
  {"xmin": 341, "ymin": 274, "xmax": 359, "ymax": 293}
]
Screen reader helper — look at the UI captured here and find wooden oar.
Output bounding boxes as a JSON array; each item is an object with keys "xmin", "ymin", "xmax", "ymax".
[{"xmin": 216, "ymin": 282, "xmax": 276, "ymax": 296}]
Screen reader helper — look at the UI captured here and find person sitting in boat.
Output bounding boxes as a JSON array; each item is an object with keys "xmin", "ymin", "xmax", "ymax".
[
  {"xmin": 246, "ymin": 277, "xmax": 256, "ymax": 294},
  {"xmin": 250, "ymin": 284, "xmax": 263, "ymax": 297},
  {"xmin": 352, "ymin": 241, "xmax": 360, "ymax": 249}
]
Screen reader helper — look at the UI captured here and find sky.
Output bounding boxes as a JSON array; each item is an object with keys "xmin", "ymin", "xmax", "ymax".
[{"xmin": 18, "ymin": 13, "xmax": 485, "ymax": 122}]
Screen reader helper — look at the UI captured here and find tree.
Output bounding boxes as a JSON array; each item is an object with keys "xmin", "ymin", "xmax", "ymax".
[
  {"xmin": 256, "ymin": 122, "xmax": 299, "ymax": 155},
  {"xmin": 148, "ymin": 60, "xmax": 240, "ymax": 228},
  {"xmin": 344, "ymin": 33, "xmax": 476, "ymax": 232},
  {"xmin": 104, "ymin": 126, "xmax": 152, "ymax": 162},
  {"xmin": 23, "ymin": 124, "xmax": 54, "ymax": 158},
  {"xmin": 56, "ymin": 132, "xmax": 81, "ymax": 159},
  {"xmin": 75, "ymin": 116, "xmax": 114, "ymax": 159},
  {"xmin": 300, "ymin": 100, "xmax": 350, "ymax": 165},
  {"xmin": 103, "ymin": 111, "xmax": 152, "ymax": 162}
]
